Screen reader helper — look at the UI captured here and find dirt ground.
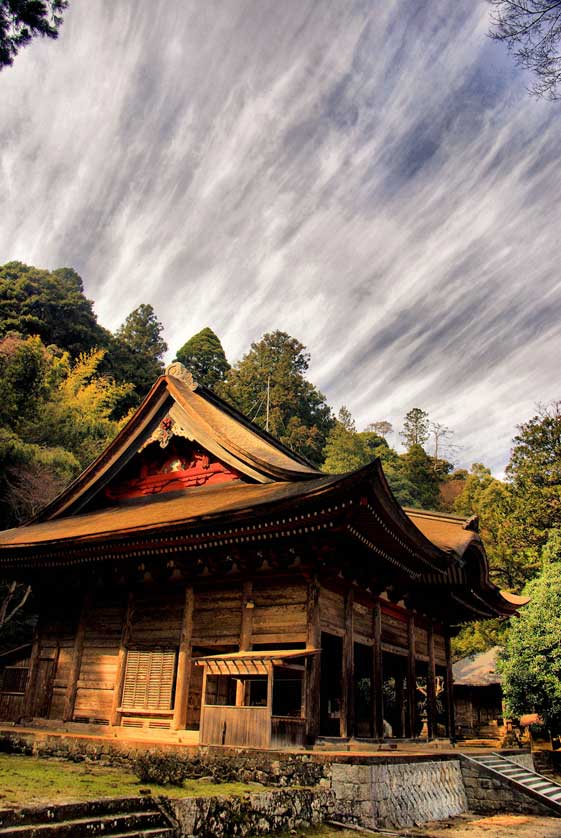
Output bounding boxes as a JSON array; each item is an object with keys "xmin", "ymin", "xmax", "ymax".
[{"xmin": 410, "ymin": 813, "xmax": 561, "ymax": 837}]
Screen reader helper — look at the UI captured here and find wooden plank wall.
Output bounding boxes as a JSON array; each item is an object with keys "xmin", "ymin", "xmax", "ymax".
[
  {"xmin": 252, "ymin": 581, "xmax": 307, "ymax": 645},
  {"xmin": 191, "ymin": 587, "xmax": 242, "ymax": 646},
  {"xmin": 73, "ymin": 593, "xmax": 126, "ymax": 723}
]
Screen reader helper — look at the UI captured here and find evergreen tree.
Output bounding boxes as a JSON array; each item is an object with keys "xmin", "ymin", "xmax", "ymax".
[
  {"xmin": 218, "ymin": 330, "xmax": 333, "ymax": 464},
  {"xmin": 174, "ymin": 327, "xmax": 230, "ymax": 389},
  {"xmin": 505, "ymin": 401, "xmax": 561, "ymax": 557},
  {"xmin": 400, "ymin": 408, "xmax": 430, "ymax": 449},
  {"xmin": 0, "ymin": 262, "xmax": 109, "ymax": 358},
  {"xmin": 323, "ymin": 407, "xmax": 372, "ymax": 473},
  {"xmin": 112, "ymin": 304, "xmax": 168, "ymax": 406},
  {"xmin": 0, "ymin": 0, "xmax": 67, "ymax": 70},
  {"xmin": 398, "ymin": 444, "xmax": 441, "ymax": 509}
]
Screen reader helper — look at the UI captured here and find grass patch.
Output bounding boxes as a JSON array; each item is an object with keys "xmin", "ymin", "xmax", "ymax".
[{"xmin": 0, "ymin": 754, "xmax": 258, "ymax": 809}]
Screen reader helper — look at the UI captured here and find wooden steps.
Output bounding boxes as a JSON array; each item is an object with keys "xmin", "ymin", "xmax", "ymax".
[
  {"xmin": 0, "ymin": 797, "xmax": 177, "ymax": 837},
  {"xmin": 464, "ymin": 752, "xmax": 561, "ymax": 816}
]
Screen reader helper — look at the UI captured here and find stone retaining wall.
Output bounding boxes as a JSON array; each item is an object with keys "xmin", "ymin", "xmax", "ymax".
[
  {"xmin": 167, "ymin": 789, "xmax": 334, "ymax": 838},
  {"xmin": 330, "ymin": 760, "xmax": 468, "ymax": 829}
]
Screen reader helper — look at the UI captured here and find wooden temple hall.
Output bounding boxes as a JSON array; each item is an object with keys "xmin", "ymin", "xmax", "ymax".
[{"xmin": 0, "ymin": 363, "xmax": 526, "ymax": 750}]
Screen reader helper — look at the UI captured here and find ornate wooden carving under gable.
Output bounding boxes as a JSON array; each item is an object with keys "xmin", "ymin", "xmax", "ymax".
[{"xmin": 104, "ymin": 437, "xmax": 241, "ymax": 501}]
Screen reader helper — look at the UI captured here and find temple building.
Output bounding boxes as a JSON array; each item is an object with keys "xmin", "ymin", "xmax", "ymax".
[{"xmin": 0, "ymin": 363, "xmax": 526, "ymax": 750}]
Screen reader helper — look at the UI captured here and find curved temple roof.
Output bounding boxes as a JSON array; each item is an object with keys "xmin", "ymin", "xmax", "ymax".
[{"xmin": 0, "ymin": 363, "xmax": 527, "ymax": 624}]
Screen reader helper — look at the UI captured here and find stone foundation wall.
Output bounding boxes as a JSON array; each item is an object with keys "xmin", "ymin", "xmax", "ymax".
[
  {"xmin": 330, "ymin": 760, "xmax": 468, "ymax": 829},
  {"xmin": 460, "ymin": 757, "xmax": 554, "ymax": 816},
  {"xmin": 167, "ymin": 789, "xmax": 334, "ymax": 838},
  {"xmin": 508, "ymin": 752, "xmax": 535, "ymax": 771}
]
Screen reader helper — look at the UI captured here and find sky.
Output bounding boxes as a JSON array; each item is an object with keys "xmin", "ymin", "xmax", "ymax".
[{"xmin": 1, "ymin": 1, "xmax": 560, "ymax": 475}]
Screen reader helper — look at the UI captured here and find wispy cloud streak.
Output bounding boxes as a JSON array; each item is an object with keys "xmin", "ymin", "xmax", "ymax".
[{"xmin": 0, "ymin": 1, "xmax": 560, "ymax": 473}]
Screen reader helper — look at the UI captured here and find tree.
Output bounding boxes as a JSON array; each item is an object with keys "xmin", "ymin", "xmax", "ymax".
[
  {"xmin": 365, "ymin": 420, "xmax": 393, "ymax": 439},
  {"xmin": 505, "ymin": 400, "xmax": 561, "ymax": 557},
  {"xmin": 323, "ymin": 407, "xmax": 374, "ymax": 473},
  {"xmin": 0, "ymin": 262, "xmax": 109, "ymax": 358},
  {"xmin": 218, "ymin": 330, "xmax": 333, "ymax": 464},
  {"xmin": 398, "ymin": 443, "xmax": 441, "ymax": 509},
  {"xmin": 0, "ymin": 0, "xmax": 67, "ymax": 69},
  {"xmin": 113, "ymin": 304, "xmax": 168, "ymax": 405},
  {"xmin": 174, "ymin": 327, "xmax": 230, "ymax": 389},
  {"xmin": 489, "ymin": 0, "xmax": 561, "ymax": 99},
  {"xmin": 400, "ymin": 408, "xmax": 430, "ymax": 450},
  {"xmin": 499, "ymin": 531, "xmax": 561, "ymax": 736}
]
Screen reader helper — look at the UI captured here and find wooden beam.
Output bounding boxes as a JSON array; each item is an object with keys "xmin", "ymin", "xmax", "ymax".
[
  {"xmin": 63, "ymin": 591, "xmax": 91, "ymax": 722},
  {"xmin": 110, "ymin": 591, "xmax": 133, "ymax": 727},
  {"xmin": 372, "ymin": 600, "xmax": 384, "ymax": 739},
  {"xmin": 173, "ymin": 585, "xmax": 194, "ymax": 730},
  {"xmin": 305, "ymin": 577, "xmax": 321, "ymax": 744},
  {"xmin": 340, "ymin": 587, "xmax": 354, "ymax": 738},
  {"xmin": 426, "ymin": 620, "xmax": 437, "ymax": 740},
  {"xmin": 23, "ymin": 619, "xmax": 42, "ymax": 719},
  {"xmin": 407, "ymin": 612, "xmax": 416, "ymax": 738},
  {"xmin": 445, "ymin": 633, "xmax": 456, "ymax": 741},
  {"xmin": 236, "ymin": 581, "xmax": 254, "ymax": 707}
]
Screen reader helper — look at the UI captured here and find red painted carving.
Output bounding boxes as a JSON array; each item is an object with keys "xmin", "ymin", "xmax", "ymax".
[{"xmin": 104, "ymin": 438, "xmax": 241, "ymax": 500}]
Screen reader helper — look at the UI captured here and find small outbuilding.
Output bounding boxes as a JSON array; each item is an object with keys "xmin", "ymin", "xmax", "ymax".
[{"xmin": 453, "ymin": 646, "xmax": 503, "ymax": 740}]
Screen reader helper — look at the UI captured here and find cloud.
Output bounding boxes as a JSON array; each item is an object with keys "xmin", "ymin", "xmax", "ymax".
[{"xmin": 0, "ymin": 0, "xmax": 560, "ymax": 474}]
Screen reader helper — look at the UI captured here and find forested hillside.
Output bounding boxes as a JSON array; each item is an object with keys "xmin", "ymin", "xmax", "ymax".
[{"xmin": 1, "ymin": 260, "xmax": 560, "ymax": 662}]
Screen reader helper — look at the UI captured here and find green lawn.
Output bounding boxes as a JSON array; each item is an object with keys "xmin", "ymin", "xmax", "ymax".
[{"xmin": 0, "ymin": 754, "xmax": 257, "ymax": 809}]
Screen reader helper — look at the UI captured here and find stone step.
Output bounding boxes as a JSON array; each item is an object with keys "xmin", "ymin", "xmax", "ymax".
[
  {"xmin": 0, "ymin": 798, "xmax": 156, "ymax": 829},
  {"xmin": 0, "ymin": 810, "xmax": 167, "ymax": 837}
]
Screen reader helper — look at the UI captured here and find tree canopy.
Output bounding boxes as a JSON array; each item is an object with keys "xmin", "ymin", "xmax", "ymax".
[
  {"xmin": 218, "ymin": 330, "xmax": 333, "ymax": 465},
  {"xmin": 400, "ymin": 408, "xmax": 430, "ymax": 449},
  {"xmin": 112, "ymin": 304, "xmax": 168, "ymax": 406},
  {"xmin": 499, "ymin": 531, "xmax": 561, "ymax": 736},
  {"xmin": 0, "ymin": 262, "xmax": 109, "ymax": 358},
  {"xmin": 174, "ymin": 327, "xmax": 230, "ymax": 389},
  {"xmin": 0, "ymin": 0, "xmax": 67, "ymax": 69}
]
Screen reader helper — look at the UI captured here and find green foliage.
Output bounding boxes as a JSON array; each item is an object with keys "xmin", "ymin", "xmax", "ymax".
[
  {"xmin": 451, "ymin": 619, "xmax": 504, "ymax": 660},
  {"xmin": 505, "ymin": 401, "xmax": 561, "ymax": 556},
  {"xmin": 400, "ymin": 407, "xmax": 430, "ymax": 449},
  {"xmin": 218, "ymin": 330, "xmax": 333, "ymax": 464},
  {"xmin": 323, "ymin": 407, "xmax": 374, "ymax": 473},
  {"xmin": 397, "ymin": 444, "xmax": 440, "ymax": 509},
  {"xmin": 112, "ymin": 304, "xmax": 168, "ymax": 406},
  {"xmin": 0, "ymin": 263, "xmax": 109, "ymax": 358},
  {"xmin": 175, "ymin": 327, "xmax": 230, "ymax": 389},
  {"xmin": 0, "ymin": 336, "xmax": 131, "ymax": 528},
  {"xmin": 0, "ymin": 0, "xmax": 67, "ymax": 69},
  {"xmin": 499, "ymin": 533, "xmax": 561, "ymax": 735}
]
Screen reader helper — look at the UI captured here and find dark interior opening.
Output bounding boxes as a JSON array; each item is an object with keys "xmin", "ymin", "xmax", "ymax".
[
  {"xmin": 382, "ymin": 651, "xmax": 408, "ymax": 738},
  {"xmin": 354, "ymin": 642, "xmax": 373, "ymax": 737},
  {"xmin": 320, "ymin": 632, "xmax": 342, "ymax": 736}
]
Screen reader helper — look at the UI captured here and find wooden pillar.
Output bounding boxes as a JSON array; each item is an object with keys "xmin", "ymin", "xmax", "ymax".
[
  {"xmin": 340, "ymin": 588, "xmax": 354, "ymax": 738},
  {"xmin": 305, "ymin": 577, "xmax": 321, "ymax": 744},
  {"xmin": 407, "ymin": 612, "xmax": 416, "ymax": 738},
  {"xmin": 445, "ymin": 633, "xmax": 456, "ymax": 741},
  {"xmin": 23, "ymin": 619, "xmax": 42, "ymax": 719},
  {"xmin": 173, "ymin": 586, "xmax": 194, "ymax": 730},
  {"xmin": 372, "ymin": 600, "xmax": 384, "ymax": 739},
  {"xmin": 236, "ymin": 581, "xmax": 254, "ymax": 707},
  {"xmin": 63, "ymin": 591, "xmax": 91, "ymax": 723},
  {"xmin": 426, "ymin": 620, "xmax": 437, "ymax": 740},
  {"xmin": 110, "ymin": 591, "xmax": 134, "ymax": 727}
]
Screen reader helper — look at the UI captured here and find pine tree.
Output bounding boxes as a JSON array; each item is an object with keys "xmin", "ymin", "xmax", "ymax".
[
  {"xmin": 400, "ymin": 408, "xmax": 430, "ymax": 449},
  {"xmin": 218, "ymin": 330, "xmax": 333, "ymax": 464},
  {"xmin": 174, "ymin": 327, "xmax": 230, "ymax": 389},
  {"xmin": 112, "ymin": 304, "xmax": 168, "ymax": 405}
]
